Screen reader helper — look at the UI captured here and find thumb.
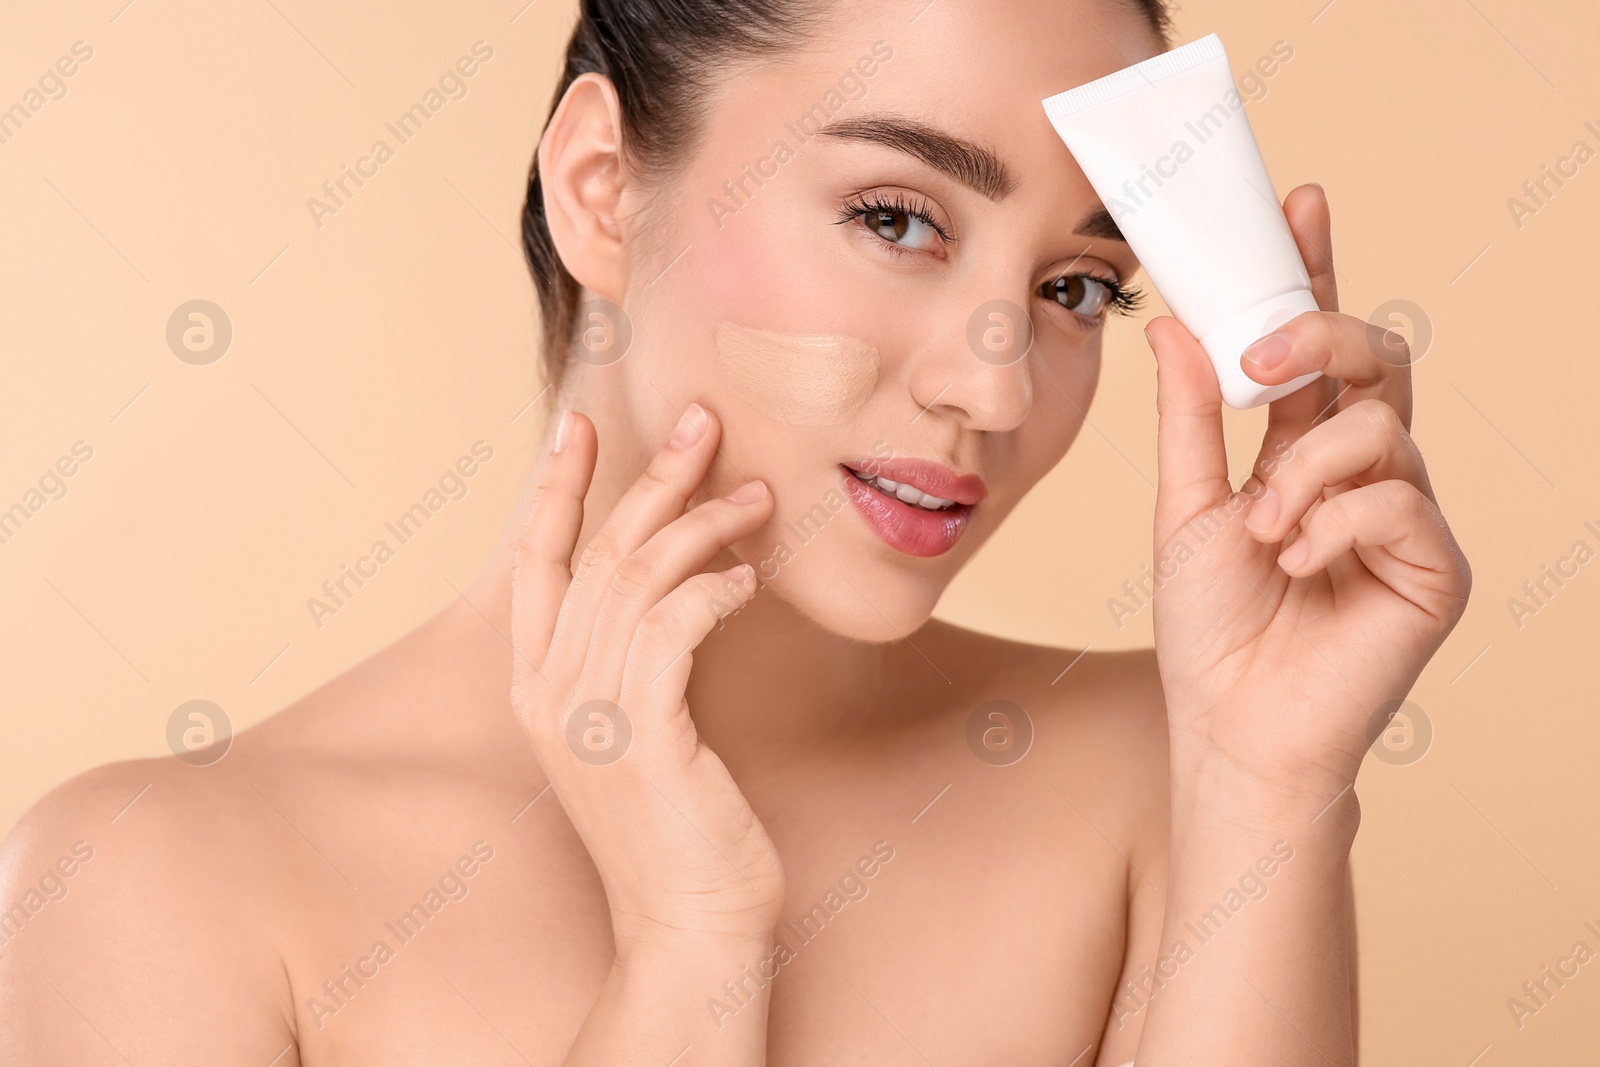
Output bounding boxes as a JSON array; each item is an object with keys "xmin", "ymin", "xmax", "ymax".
[{"xmin": 1148, "ymin": 315, "xmax": 1231, "ymax": 543}]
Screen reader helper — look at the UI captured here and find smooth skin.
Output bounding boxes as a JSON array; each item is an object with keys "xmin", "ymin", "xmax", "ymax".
[
  {"xmin": 1134, "ymin": 182, "xmax": 1469, "ymax": 1063},
  {"xmin": 512, "ymin": 406, "xmax": 787, "ymax": 1064},
  {"xmin": 0, "ymin": 0, "xmax": 1466, "ymax": 1062}
]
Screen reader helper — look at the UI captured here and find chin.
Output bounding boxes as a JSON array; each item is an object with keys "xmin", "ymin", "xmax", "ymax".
[
  {"xmin": 768, "ymin": 564, "xmax": 945, "ymax": 643},
  {"xmin": 735, "ymin": 519, "xmax": 955, "ymax": 642}
]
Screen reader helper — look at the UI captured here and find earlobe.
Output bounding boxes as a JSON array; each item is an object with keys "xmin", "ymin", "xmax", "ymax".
[{"xmin": 537, "ymin": 72, "xmax": 631, "ymax": 302}]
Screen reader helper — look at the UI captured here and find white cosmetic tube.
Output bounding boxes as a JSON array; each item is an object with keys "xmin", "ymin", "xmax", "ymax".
[{"xmin": 1042, "ymin": 34, "xmax": 1322, "ymax": 408}]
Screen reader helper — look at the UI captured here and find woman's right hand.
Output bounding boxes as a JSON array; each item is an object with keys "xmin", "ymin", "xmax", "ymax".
[{"xmin": 510, "ymin": 403, "xmax": 784, "ymax": 959}]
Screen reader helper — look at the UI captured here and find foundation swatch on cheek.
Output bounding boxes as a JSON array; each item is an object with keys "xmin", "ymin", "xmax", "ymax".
[{"xmin": 714, "ymin": 321, "xmax": 880, "ymax": 426}]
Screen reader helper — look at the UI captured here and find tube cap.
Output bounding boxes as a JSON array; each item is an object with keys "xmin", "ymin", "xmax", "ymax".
[{"xmin": 1198, "ymin": 289, "xmax": 1323, "ymax": 409}]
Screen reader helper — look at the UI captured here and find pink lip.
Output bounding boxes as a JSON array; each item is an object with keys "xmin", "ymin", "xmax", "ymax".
[
  {"xmin": 838, "ymin": 460, "xmax": 983, "ymax": 557},
  {"xmin": 847, "ymin": 457, "xmax": 988, "ymax": 505}
]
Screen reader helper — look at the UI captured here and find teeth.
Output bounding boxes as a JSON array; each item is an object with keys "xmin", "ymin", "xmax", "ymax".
[{"xmin": 848, "ymin": 468, "xmax": 956, "ymax": 511}]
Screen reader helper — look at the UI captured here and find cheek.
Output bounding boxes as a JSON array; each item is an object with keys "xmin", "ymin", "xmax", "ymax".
[
  {"xmin": 1034, "ymin": 335, "xmax": 1102, "ymax": 433},
  {"xmin": 690, "ymin": 196, "xmax": 828, "ymax": 326},
  {"xmin": 1005, "ymin": 343, "xmax": 1100, "ymax": 477},
  {"xmin": 674, "ymin": 202, "xmax": 886, "ymax": 426},
  {"xmin": 713, "ymin": 321, "xmax": 880, "ymax": 427}
]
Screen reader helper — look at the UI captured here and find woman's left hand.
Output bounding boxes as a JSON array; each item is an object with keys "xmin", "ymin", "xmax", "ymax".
[{"xmin": 1145, "ymin": 182, "xmax": 1472, "ymax": 806}]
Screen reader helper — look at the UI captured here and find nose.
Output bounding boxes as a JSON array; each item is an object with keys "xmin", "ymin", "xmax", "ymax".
[{"xmin": 908, "ymin": 295, "xmax": 1034, "ymax": 431}]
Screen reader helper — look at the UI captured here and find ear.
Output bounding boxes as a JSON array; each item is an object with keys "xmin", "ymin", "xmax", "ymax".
[{"xmin": 537, "ymin": 72, "xmax": 631, "ymax": 302}]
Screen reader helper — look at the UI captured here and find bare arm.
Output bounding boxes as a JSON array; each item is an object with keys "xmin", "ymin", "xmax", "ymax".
[
  {"xmin": 512, "ymin": 406, "xmax": 782, "ymax": 1066},
  {"xmin": 560, "ymin": 934, "xmax": 775, "ymax": 1064},
  {"xmin": 1135, "ymin": 763, "xmax": 1358, "ymax": 1062},
  {"xmin": 1129, "ymin": 182, "xmax": 1467, "ymax": 1064},
  {"xmin": 1090, "ymin": 677, "xmax": 1361, "ymax": 1066},
  {"xmin": 1347, "ymin": 860, "xmax": 1360, "ymax": 1061},
  {"xmin": 0, "ymin": 765, "xmax": 300, "ymax": 1066}
]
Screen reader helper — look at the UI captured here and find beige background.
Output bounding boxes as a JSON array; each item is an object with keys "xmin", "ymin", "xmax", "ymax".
[{"xmin": 2, "ymin": 0, "xmax": 1595, "ymax": 1060}]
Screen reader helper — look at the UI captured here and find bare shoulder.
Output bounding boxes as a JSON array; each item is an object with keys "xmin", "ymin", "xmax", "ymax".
[
  {"xmin": 916, "ymin": 617, "xmax": 1169, "ymax": 754},
  {"xmin": 0, "ymin": 605, "xmax": 517, "ymax": 1062},
  {"xmin": 915, "ymin": 618, "xmax": 1173, "ymax": 857},
  {"xmin": 0, "ymin": 749, "xmax": 266, "ymax": 933},
  {"xmin": 0, "ymin": 751, "xmax": 297, "ymax": 1062}
]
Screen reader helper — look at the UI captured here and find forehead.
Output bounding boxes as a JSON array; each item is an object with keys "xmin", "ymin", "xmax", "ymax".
[
  {"xmin": 827, "ymin": 0, "xmax": 1163, "ymax": 96},
  {"xmin": 708, "ymin": 0, "xmax": 1164, "ymax": 196}
]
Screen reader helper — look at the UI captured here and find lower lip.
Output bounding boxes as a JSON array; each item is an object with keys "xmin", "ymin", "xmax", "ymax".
[{"xmin": 839, "ymin": 466, "xmax": 972, "ymax": 557}]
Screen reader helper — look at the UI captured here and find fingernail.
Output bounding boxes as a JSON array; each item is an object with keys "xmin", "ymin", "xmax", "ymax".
[
  {"xmin": 1278, "ymin": 537, "xmax": 1312, "ymax": 570},
  {"xmin": 1242, "ymin": 332, "xmax": 1291, "ymax": 371},
  {"xmin": 724, "ymin": 480, "xmax": 766, "ymax": 504},
  {"xmin": 553, "ymin": 410, "xmax": 573, "ymax": 454},
  {"xmin": 1245, "ymin": 485, "xmax": 1280, "ymax": 533},
  {"xmin": 733, "ymin": 563, "xmax": 756, "ymax": 591},
  {"xmin": 668, "ymin": 403, "xmax": 708, "ymax": 449}
]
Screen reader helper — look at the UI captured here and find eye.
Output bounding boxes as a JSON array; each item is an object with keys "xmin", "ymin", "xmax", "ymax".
[
  {"xmin": 1039, "ymin": 273, "xmax": 1144, "ymax": 323},
  {"xmin": 835, "ymin": 191, "xmax": 953, "ymax": 256}
]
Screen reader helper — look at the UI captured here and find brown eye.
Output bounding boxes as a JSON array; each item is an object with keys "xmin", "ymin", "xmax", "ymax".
[
  {"xmin": 836, "ymin": 192, "xmax": 951, "ymax": 254},
  {"xmin": 1042, "ymin": 274, "xmax": 1112, "ymax": 317},
  {"xmin": 867, "ymin": 208, "xmax": 910, "ymax": 242}
]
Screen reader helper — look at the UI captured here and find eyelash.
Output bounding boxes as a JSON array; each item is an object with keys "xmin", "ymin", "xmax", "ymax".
[
  {"xmin": 1043, "ymin": 272, "xmax": 1147, "ymax": 320},
  {"xmin": 833, "ymin": 192, "xmax": 1146, "ymax": 322},
  {"xmin": 834, "ymin": 190, "xmax": 956, "ymax": 245}
]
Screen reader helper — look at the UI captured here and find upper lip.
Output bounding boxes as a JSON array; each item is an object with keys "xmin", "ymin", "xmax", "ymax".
[{"xmin": 844, "ymin": 457, "xmax": 988, "ymax": 506}]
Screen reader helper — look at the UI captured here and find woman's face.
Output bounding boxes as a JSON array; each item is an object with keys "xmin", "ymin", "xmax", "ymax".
[{"xmin": 596, "ymin": 0, "xmax": 1161, "ymax": 640}]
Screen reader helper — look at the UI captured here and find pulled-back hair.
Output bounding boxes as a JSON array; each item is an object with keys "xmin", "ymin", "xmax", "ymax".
[{"xmin": 520, "ymin": 0, "xmax": 1171, "ymax": 396}]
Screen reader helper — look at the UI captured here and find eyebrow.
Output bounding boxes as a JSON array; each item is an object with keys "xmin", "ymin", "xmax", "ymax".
[
  {"xmin": 814, "ymin": 113, "xmax": 1126, "ymax": 243},
  {"xmin": 1074, "ymin": 206, "xmax": 1125, "ymax": 242}
]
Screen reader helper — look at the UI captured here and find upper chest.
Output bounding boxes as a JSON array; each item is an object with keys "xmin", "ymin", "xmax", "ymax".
[{"xmin": 275, "ymin": 757, "xmax": 1132, "ymax": 1065}]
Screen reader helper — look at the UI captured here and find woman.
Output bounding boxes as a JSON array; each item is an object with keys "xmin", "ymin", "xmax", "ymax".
[{"xmin": 0, "ymin": 0, "xmax": 1469, "ymax": 1062}]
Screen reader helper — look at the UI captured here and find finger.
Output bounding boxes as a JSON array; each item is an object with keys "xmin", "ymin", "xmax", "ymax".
[
  {"xmin": 1243, "ymin": 399, "xmax": 1435, "ymax": 544},
  {"xmin": 1148, "ymin": 315, "xmax": 1232, "ymax": 544},
  {"xmin": 1250, "ymin": 183, "xmax": 1346, "ymax": 458},
  {"xmin": 511, "ymin": 409, "xmax": 597, "ymax": 712},
  {"xmin": 1285, "ymin": 183, "xmax": 1339, "ymax": 314},
  {"xmin": 579, "ymin": 479, "xmax": 773, "ymax": 691},
  {"xmin": 1240, "ymin": 310, "xmax": 1414, "ymax": 430},
  {"xmin": 545, "ymin": 403, "xmax": 721, "ymax": 670},
  {"xmin": 1274, "ymin": 480, "xmax": 1469, "ymax": 610},
  {"xmin": 614, "ymin": 564, "xmax": 760, "ymax": 753}
]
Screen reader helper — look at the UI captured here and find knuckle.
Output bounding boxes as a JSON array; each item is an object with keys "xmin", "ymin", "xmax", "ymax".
[
  {"xmin": 1310, "ymin": 309, "xmax": 1339, "ymax": 342},
  {"xmin": 1268, "ymin": 437, "xmax": 1311, "ymax": 482},
  {"xmin": 1393, "ymin": 478, "xmax": 1429, "ymax": 516},
  {"xmin": 1321, "ymin": 494, "xmax": 1361, "ymax": 536},
  {"xmin": 510, "ymin": 674, "xmax": 555, "ymax": 738},
  {"xmin": 636, "ymin": 577, "xmax": 738, "ymax": 651},
  {"xmin": 510, "ymin": 546, "xmax": 532, "ymax": 593},
  {"xmin": 1330, "ymin": 479, "xmax": 1415, "ymax": 532},
  {"xmin": 511, "ymin": 532, "xmax": 550, "ymax": 587},
  {"xmin": 1296, "ymin": 310, "xmax": 1335, "ymax": 360},
  {"xmin": 633, "ymin": 604, "xmax": 689, "ymax": 656},
  {"xmin": 608, "ymin": 552, "xmax": 656, "ymax": 602},
  {"xmin": 1351, "ymin": 397, "xmax": 1403, "ymax": 438},
  {"xmin": 639, "ymin": 453, "xmax": 678, "ymax": 494},
  {"xmin": 1256, "ymin": 437, "xmax": 1298, "ymax": 479},
  {"xmin": 576, "ymin": 531, "xmax": 624, "ymax": 577}
]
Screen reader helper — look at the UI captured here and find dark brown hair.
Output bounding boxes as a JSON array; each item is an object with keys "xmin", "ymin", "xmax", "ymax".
[{"xmin": 520, "ymin": 0, "xmax": 1171, "ymax": 396}]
